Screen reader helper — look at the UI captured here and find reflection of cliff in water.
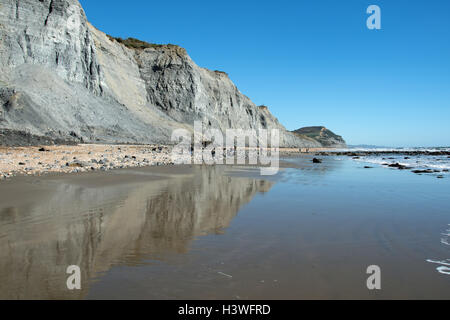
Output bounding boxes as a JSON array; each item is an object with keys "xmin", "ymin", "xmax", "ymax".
[
  {"xmin": 0, "ymin": 166, "xmax": 273, "ymax": 299},
  {"xmin": 278, "ymin": 156, "xmax": 343, "ymax": 185}
]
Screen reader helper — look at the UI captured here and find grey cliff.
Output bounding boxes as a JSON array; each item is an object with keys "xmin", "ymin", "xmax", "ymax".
[{"xmin": 0, "ymin": 0, "xmax": 322, "ymax": 147}]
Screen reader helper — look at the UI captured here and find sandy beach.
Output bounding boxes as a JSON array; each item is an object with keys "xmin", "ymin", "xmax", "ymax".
[
  {"xmin": 0, "ymin": 144, "xmax": 331, "ymax": 180},
  {"xmin": 0, "ymin": 144, "xmax": 174, "ymax": 179}
]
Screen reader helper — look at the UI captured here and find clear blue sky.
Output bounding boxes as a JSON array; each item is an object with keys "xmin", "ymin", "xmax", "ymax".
[{"xmin": 80, "ymin": 0, "xmax": 450, "ymax": 147}]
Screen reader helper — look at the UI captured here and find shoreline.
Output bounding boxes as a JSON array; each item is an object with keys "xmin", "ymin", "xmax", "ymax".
[
  {"xmin": 0, "ymin": 144, "xmax": 333, "ymax": 180},
  {"xmin": 0, "ymin": 144, "xmax": 173, "ymax": 180},
  {"xmin": 314, "ymin": 150, "xmax": 450, "ymax": 177},
  {"xmin": 316, "ymin": 150, "xmax": 450, "ymax": 156},
  {"xmin": 2, "ymin": 144, "xmax": 449, "ymax": 181}
]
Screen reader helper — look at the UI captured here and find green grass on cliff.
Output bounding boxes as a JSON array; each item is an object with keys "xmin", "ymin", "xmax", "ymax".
[
  {"xmin": 107, "ymin": 35, "xmax": 180, "ymax": 51},
  {"xmin": 294, "ymin": 126, "xmax": 341, "ymax": 140},
  {"xmin": 213, "ymin": 70, "xmax": 228, "ymax": 76}
]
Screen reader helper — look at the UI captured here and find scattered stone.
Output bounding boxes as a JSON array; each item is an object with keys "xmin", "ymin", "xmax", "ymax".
[
  {"xmin": 388, "ymin": 163, "xmax": 409, "ymax": 170},
  {"xmin": 312, "ymin": 158, "xmax": 322, "ymax": 164},
  {"xmin": 412, "ymin": 169, "xmax": 434, "ymax": 174},
  {"xmin": 67, "ymin": 160, "xmax": 87, "ymax": 168}
]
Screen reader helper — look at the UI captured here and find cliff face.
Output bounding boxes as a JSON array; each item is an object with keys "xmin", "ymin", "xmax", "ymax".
[
  {"xmin": 0, "ymin": 0, "xmax": 320, "ymax": 147},
  {"xmin": 0, "ymin": 0, "xmax": 102, "ymax": 93},
  {"xmin": 293, "ymin": 126, "xmax": 347, "ymax": 148}
]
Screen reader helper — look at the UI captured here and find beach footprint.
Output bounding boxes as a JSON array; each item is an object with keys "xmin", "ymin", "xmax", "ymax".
[{"xmin": 427, "ymin": 224, "xmax": 450, "ymax": 275}]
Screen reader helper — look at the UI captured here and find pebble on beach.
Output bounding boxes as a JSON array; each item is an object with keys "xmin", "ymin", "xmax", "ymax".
[{"xmin": 0, "ymin": 144, "xmax": 175, "ymax": 178}]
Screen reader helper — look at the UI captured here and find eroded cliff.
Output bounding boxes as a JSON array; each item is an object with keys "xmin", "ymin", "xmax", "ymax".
[{"xmin": 0, "ymin": 0, "xmax": 321, "ymax": 147}]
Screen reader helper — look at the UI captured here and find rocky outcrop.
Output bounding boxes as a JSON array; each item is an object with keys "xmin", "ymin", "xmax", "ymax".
[
  {"xmin": 293, "ymin": 126, "xmax": 347, "ymax": 148},
  {"xmin": 0, "ymin": 0, "xmax": 320, "ymax": 147}
]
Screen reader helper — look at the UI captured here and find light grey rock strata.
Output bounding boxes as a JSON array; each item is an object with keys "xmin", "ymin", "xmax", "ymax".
[{"xmin": 0, "ymin": 0, "xmax": 321, "ymax": 148}]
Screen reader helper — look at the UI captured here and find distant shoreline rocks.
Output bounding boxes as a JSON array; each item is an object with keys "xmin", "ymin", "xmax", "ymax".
[
  {"xmin": 314, "ymin": 150, "xmax": 449, "ymax": 178},
  {"xmin": 315, "ymin": 150, "xmax": 450, "ymax": 157}
]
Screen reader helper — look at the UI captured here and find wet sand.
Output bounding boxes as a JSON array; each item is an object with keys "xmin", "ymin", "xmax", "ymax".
[{"xmin": 0, "ymin": 157, "xmax": 449, "ymax": 299}]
